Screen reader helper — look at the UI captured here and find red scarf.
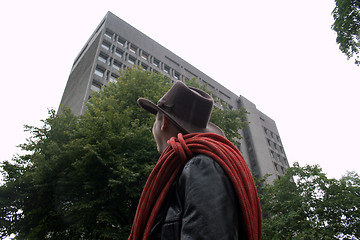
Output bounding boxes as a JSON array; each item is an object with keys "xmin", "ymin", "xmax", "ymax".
[{"xmin": 128, "ymin": 133, "xmax": 261, "ymax": 240}]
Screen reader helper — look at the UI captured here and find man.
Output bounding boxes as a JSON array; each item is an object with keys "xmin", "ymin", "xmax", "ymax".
[{"xmin": 129, "ymin": 81, "xmax": 261, "ymax": 240}]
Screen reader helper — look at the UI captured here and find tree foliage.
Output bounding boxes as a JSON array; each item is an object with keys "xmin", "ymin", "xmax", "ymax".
[
  {"xmin": 332, "ymin": 0, "xmax": 360, "ymax": 65},
  {"xmin": 0, "ymin": 68, "xmax": 248, "ymax": 239},
  {"xmin": 260, "ymin": 162, "xmax": 360, "ymax": 240}
]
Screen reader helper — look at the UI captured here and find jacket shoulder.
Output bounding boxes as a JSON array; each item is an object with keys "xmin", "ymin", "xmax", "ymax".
[{"xmin": 180, "ymin": 154, "xmax": 228, "ymax": 183}]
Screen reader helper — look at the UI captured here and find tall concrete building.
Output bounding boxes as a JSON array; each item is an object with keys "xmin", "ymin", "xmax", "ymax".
[{"xmin": 59, "ymin": 11, "xmax": 289, "ymax": 183}]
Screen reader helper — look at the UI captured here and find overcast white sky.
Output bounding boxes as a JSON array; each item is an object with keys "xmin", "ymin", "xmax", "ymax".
[{"xmin": 0, "ymin": 0, "xmax": 359, "ymax": 180}]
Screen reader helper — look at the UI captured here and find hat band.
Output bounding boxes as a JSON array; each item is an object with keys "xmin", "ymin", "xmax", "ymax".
[{"xmin": 158, "ymin": 103, "xmax": 173, "ymax": 113}]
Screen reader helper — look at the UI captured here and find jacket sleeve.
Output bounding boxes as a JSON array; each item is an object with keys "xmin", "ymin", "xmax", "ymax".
[{"xmin": 178, "ymin": 155, "xmax": 240, "ymax": 240}]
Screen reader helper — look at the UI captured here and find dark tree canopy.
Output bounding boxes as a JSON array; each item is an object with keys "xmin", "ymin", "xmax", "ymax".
[
  {"xmin": 332, "ymin": 0, "xmax": 360, "ymax": 65},
  {"xmin": 260, "ymin": 162, "xmax": 360, "ymax": 240},
  {"xmin": 0, "ymin": 68, "xmax": 248, "ymax": 239}
]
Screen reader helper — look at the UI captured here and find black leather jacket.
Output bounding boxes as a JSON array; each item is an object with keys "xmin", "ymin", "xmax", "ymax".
[{"xmin": 150, "ymin": 154, "xmax": 247, "ymax": 240}]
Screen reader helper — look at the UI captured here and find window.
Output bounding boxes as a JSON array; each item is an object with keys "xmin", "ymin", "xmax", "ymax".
[
  {"xmin": 165, "ymin": 56, "xmax": 180, "ymax": 66},
  {"xmin": 270, "ymin": 150, "xmax": 275, "ymax": 158},
  {"xmin": 141, "ymin": 62, "xmax": 148, "ymax": 70},
  {"xmin": 164, "ymin": 64, "xmax": 170, "ymax": 74},
  {"xmin": 153, "ymin": 58, "xmax": 160, "ymax": 67},
  {"xmin": 91, "ymin": 81, "xmax": 102, "ymax": 92},
  {"xmin": 117, "ymin": 36, "xmax": 126, "ymax": 47},
  {"xmin": 98, "ymin": 52, "xmax": 108, "ymax": 63},
  {"xmin": 141, "ymin": 51, "xmax": 149, "ymax": 61},
  {"xmin": 174, "ymin": 71, "xmax": 180, "ymax": 80},
  {"xmin": 104, "ymin": 29, "xmax": 114, "ymax": 39},
  {"xmin": 267, "ymin": 139, "xmax": 271, "ymax": 146},
  {"xmin": 279, "ymin": 156, "xmax": 284, "ymax": 164},
  {"xmin": 101, "ymin": 40, "xmax": 111, "ymax": 51},
  {"xmin": 273, "ymin": 162, "xmax": 279, "ymax": 172},
  {"xmin": 94, "ymin": 66, "xmax": 105, "ymax": 78},
  {"xmin": 110, "ymin": 73, "xmax": 119, "ymax": 83},
  {"xmin": 113, "ymin": 60, "xmax": 122, "ymax": 70},
  {"xmin": 207, "ymin": 83, "xmax": 215, "ymax": 90},
  {"xmin": 280, "ymin": 146, "xmax": 284, "ymax": 153},
  {"xmin": 284, "ymin": 158, "xmax": 289, "ymax": 166},
  {"xmin": 115, "ymin": 48, "xmax": 124, "ymax": 58},
  {"xmin": 128, "ymin": 55, "xmax": 136, "ymax": 65},
  {"xmin": 274, "ymin": 143, "xmax": 278, "ymax": 150},
  {"xmin": 264, "ymin": 127, "xmax": 269, "ymax": 135},
  {"xmin": 129, "ymin": 44, "xmax": 138, "ymax": 54},
  {"xmin": 185, "ymin": 68, "xmax": 198, "ymax": 78},
  {"xmin": 220, "ymin": 91, "xmax": 231, "ymax": 99}
]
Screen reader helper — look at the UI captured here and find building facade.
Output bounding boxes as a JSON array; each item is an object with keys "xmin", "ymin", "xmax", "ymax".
[{"xmin": 59, "ymin": 11, "xmax": 289, "ymax": 183}]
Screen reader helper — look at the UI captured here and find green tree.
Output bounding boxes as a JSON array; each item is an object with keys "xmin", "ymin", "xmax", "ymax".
[
  {"xmin": 260, "ymin": 162, "xmax": 360, "ymax": 240},
  {"xmin": 332, "ymin": 0, "xmax": 360, "ymax": 65},
  {"xmin": 0, "ymin": 68, "xmax": 248, "ymax": 239}
]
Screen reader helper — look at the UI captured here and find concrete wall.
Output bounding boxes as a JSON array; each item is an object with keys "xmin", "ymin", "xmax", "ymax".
[{"xmin": 59, "ymin": 32, "xmax": 102, "ymax": 115}]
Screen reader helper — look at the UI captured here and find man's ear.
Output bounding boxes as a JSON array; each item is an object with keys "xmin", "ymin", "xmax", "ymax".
[{"xmin": 161, "ymin": 115, "xmax": 171, "ymax": 131}]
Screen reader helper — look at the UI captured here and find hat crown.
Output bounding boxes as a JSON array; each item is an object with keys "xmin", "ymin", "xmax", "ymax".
[{"xmin": 157, "ymin": 82, "xmax": 213, "ymax": 129}]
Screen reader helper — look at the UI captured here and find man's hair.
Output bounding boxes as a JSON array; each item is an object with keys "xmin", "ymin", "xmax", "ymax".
[
  {"xmin": 155, "ymin": 111, "xmax": 163, "ymax": 121},
  {"xmin": 156, "ymin": 112, "xmax": 187, "ymax": 135}
]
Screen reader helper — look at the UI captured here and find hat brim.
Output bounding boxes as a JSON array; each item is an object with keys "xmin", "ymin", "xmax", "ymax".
[{"xmin": 137, "ymin": 98, "xmax": 225, "ymax": 137}]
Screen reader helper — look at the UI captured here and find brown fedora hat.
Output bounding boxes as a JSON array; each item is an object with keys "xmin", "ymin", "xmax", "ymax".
[{"xmin": 137, "ymin": 81, "xmax": 224, "ymax": 136}]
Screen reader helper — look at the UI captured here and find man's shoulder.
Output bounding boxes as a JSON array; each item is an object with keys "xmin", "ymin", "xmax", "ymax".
[
  {"xmin": 183, "ymin": 154, "xmax": 219, "ymax": 171},
  {"xmin": 180, "ymin": 154, "xmax": 228, "ymax": 183}
]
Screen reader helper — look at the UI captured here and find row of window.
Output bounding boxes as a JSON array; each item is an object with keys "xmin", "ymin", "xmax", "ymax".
[
  {"xmin": 270, "ymin": 149, "xmax": 288, "ymax": 166},
  {"xmin": 264, "ymin": 127, "xmax": 282, "ymax": 144},
  {"xmin": 266, "ymin": 137, "xmax": 285, "ymax": 155},
  {"xmin": 94, "ymin": 65, "xmax": 119, "ymax": 81},
  {"xmin": 243, "ymin": 127, "xmax": 285, "ymax": 155},
  {"xmin": 90, "ymin": 81, "xmax": 102, "ymax": 93},
  {"xmin": 101, "ymin": 39, "xmax": 178, "ymax": 78},
  {"xmin": 98, "ymin": 51, "xmax": 126, "ymax": 71},
  {"xmin": 102, "ymin": 29, "xmax": 182, "ymax": 80},
  {"xmin": 273, "ymin": 161, "xmax": 286, "ymax": 175},
  {"xmin": 90, "ymin": 71, "xmax": 119, "ymax": 92},
  {"xmin": 91, "ymin": 63, "xmax": 120, "ymax": 94}
]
